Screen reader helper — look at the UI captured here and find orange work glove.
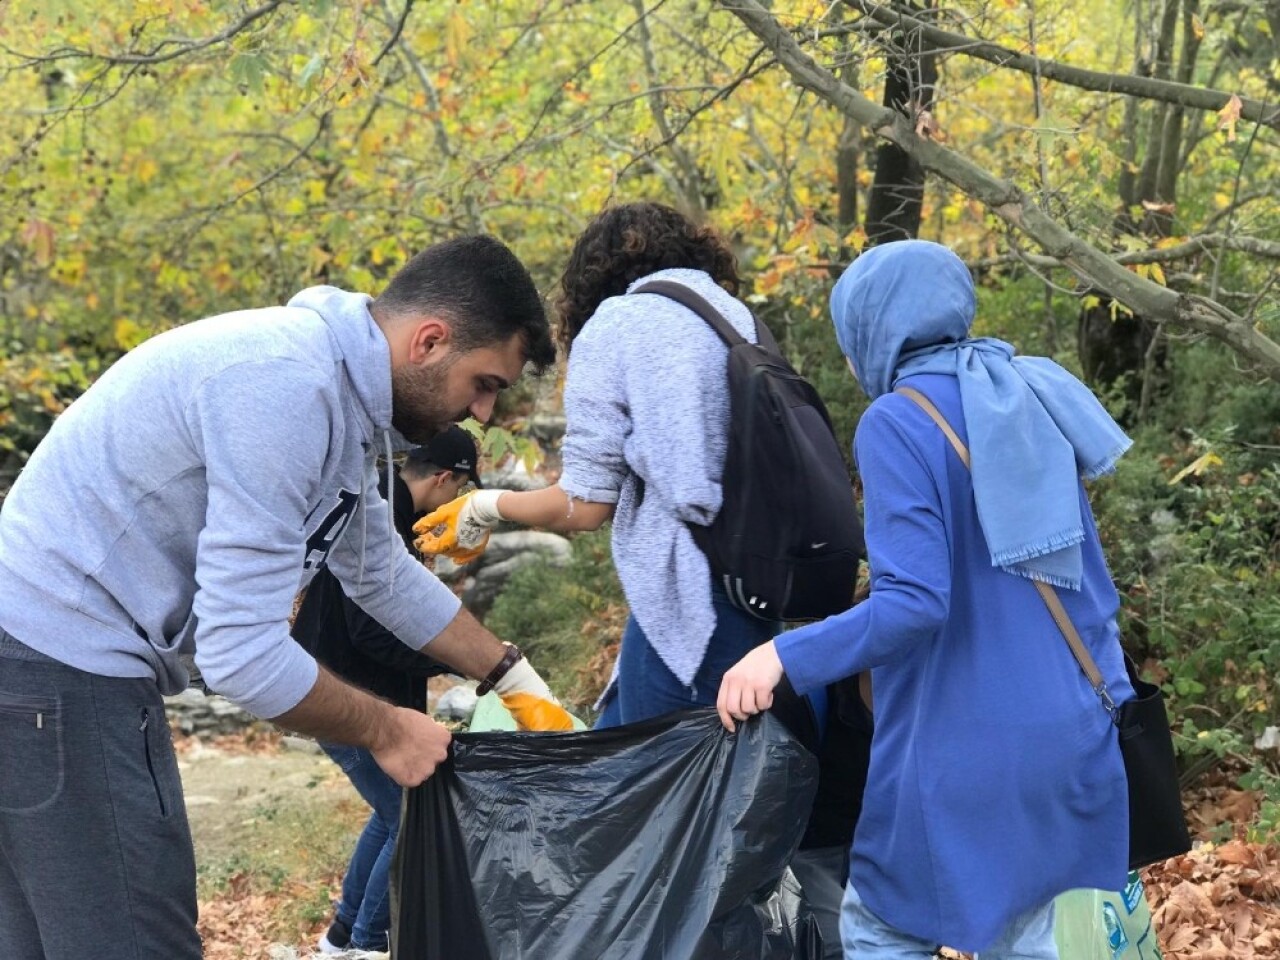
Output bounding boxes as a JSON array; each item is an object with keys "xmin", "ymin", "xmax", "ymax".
[
  {"xmin": 443, "ymin": 542, "xmax": 488, "ymax": 566},
  {"xmin": 413, "ymin": 490, "xmax": 507, "ymax": 562},
  {"xmin": 492, "ymin": 656, "xmax": 575, "ymax": 732},
  {"xmin": 498, "ymin": 692, "xmax": 576, "ymax": 732}
]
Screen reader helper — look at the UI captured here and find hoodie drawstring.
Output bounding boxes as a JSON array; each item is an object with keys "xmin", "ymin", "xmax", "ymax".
[
  {"xmin": 354, "ymin": 432, "xmax": 396, "ymax": 598},
  {"xmin": 357, "ymin": 455, "xmax": 368, "ymax": 596},
  {"xmin": 384, "ymin": 429, "xmax": 396, "ymax": 597}
]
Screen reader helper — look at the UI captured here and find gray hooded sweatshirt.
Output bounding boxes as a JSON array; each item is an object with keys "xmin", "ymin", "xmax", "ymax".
[{"xmin": 0, "ymin": 287, "xmax": 460, "ymax": 719}]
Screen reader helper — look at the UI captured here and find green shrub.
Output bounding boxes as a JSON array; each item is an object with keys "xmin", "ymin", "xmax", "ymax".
[
  {"xmin": 0, "ymin": 349, "xmax": 102, "ymax": 489},
  {"xmin": 484, "ymin": 527, "xmax": 628, "ymax": 714},
  {"xmin": 1092, "ymin": 432, "xmax": 1280, "ymax": 828}
]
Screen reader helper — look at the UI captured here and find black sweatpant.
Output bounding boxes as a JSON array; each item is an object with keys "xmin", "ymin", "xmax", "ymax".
[{"xmin": 0, "ymin": 629, "xmax": 202, "ymax": 960}]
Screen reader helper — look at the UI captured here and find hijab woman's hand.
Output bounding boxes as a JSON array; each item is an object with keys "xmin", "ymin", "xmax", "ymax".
[{"xmin": 716, "ymin": 640, "xmax": 784, "ymax": 732}]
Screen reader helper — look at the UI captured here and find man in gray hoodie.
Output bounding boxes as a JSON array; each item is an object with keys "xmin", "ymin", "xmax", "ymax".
[{"xmin": 0, "ymin": 235, "xmax": 563, "ymax": 959}]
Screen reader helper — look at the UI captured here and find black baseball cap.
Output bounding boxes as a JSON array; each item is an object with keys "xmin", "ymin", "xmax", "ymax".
[{"xmin": 406, "ymin": 426, "xmax": 483, "ymax": 487}]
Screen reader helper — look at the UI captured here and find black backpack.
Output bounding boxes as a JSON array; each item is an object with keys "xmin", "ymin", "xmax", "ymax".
[{"xmin": 633, "ymin": 280, "xmax": 864, "ymax": 621}]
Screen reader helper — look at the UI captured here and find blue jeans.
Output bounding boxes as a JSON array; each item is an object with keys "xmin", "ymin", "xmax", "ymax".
[
  {"xmin": 321, "ymin": 743, "xmax": 404, "ymax": 951},
  {"xmin": 840, "ymin": 882, "xmax": 1058, "ymax": 959},
  {"xmin": 596, "ymin": 584, "xmax": 780, "ymax": 728}
]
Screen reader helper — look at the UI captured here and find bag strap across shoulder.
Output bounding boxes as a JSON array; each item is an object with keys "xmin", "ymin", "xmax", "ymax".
[
  {"xmin": 894, "ymin": 385, "xmax": 1120, "ymax": 724},
  {"xmin": 632, "ymin": 279, "xmax": 782, "ymax": 357}
]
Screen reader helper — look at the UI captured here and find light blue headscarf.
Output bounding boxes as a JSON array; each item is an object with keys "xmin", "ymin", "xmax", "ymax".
[{"xmin": 831, "ymin": 240, "xmax": 1131, "ymax": 590}]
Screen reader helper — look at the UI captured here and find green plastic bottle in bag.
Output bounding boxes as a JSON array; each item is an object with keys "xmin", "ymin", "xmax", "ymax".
[{"xmin": 1054, "ymin": 872, "xmax": 1164, "ymax": 960}]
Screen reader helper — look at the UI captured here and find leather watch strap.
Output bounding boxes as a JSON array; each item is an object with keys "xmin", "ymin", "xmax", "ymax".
[{"xmin": 475, "ymin": 643, "xmax": 524, "ymax": 697}]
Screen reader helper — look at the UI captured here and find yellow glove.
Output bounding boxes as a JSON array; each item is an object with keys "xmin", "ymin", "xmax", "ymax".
[
  {"xmin": 413, "ymin": 490, "xmax": 505, "ymax": 560},
  {"xmin": 444, "ymin": 542, "xmax": 488, "ymax": 566},
  {"xmin": 492, "ymin": 654, "xmax": 575, "ymax": 732},
  {"xmin": 498, "ymin": 692, "xmax": 576, "ymax": 732}
]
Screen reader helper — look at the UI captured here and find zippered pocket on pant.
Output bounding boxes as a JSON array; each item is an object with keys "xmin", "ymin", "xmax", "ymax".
[
  {"xmin": 140, "ymin": 707, "xmax": 169, "ymax": 817},
  {"xmin": 0, "ymin": 692, "xmax": 63, "ymax": 813},
  {"xmin": 0, "ymin": 694, "xmax": 55, "ymax": 726}
]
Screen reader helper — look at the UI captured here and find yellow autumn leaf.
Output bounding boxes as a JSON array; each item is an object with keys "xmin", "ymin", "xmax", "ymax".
[
  {"xmin": 21, "ymin": 218, "xmax": 55, "ymax": 268},
  {"xmin": 114, "ymin": 317, "xmax": 146, "ymax": 351},
  {"xmin": 136, "ymin": 157, "xmax": 159, "ymax": 184},
  {"xmin": 782, "ymin": 217, "xmax": 814, "ymax": 254},
  {"xmin": 308, "ymin": 246, "xmax": 332, "ymax": 275},
  {"xmin": 1216, "ymin": 94, "xmax": 1242, "ymax": 142},
  {"xmin": 445, "ymin": 9, "xmax": 472, "ymax": 68},
  {"xmin": 1150, "ymin": 262, "xmax": 1166, "ymax": 286},
  {"xmin": 293, "ymin": 13, "xmax": 317, "ymax": 40},
  {"xmin": 1168, "ymin": 451, "xmax": 1223, "ymax": 485}
]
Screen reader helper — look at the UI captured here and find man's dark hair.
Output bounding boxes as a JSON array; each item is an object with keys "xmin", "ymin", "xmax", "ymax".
[
  {"xmin": 553, "ymin": 202, "xmax": 741, "ymax": 350},
  {"xmin": 375, "ymin": 235, "xmax": 556, "ymax": 373}
]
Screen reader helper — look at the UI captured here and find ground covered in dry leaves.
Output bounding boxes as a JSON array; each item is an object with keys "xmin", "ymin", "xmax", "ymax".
[{"xmin": 187, "ymin": 730, "xmax": 1278, "ymax": 959}]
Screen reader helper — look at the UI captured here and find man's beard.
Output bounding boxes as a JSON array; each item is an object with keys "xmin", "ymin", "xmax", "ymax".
[{"xmin": 390, "ymin": 355, "xmax": 467, "ymax": 444}]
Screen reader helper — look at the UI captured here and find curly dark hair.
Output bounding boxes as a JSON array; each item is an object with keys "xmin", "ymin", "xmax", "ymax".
[{"xmin": 553, "ymin": 202, "xmax": 741, "ymax": 349}]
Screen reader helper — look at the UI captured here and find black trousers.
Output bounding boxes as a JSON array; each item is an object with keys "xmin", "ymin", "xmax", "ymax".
[{"xmin": 0, "ymin": 629, "xmax": 202, "ymax": 960}]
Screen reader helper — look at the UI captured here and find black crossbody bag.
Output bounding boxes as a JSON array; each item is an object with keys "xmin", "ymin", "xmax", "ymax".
[{"xmin": 897, "ymin": 386, "xmax": 1192, "ymax": 869}]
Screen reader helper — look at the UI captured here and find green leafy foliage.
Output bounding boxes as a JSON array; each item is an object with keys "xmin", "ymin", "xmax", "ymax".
[
  {"xmin": 0, "ymin": 349, "xmax": 100, "ymax": 484},
  {"xmin": 484, "ymin": 528, "xmax": 627, "ymax": 714},
  {"xmin": 1090, "ymin": 361, "xmax": 1280, "ymax": 816}
]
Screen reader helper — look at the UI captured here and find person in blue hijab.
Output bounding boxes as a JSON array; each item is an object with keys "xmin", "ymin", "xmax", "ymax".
[{"xmin": 716, "ymin": 240, "xmax": 1136, "ymax": 959}]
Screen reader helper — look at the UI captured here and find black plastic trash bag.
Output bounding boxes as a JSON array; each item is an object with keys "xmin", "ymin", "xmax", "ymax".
[
  {"xmin": 391, "ymin": 709, "xmax": 820, "ymax": 960},
  {"xmin": 700, "ymin": 865, "xmax": 825, "ymax": 960}
]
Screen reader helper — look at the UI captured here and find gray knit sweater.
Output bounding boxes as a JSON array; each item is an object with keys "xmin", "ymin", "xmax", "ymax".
[{"xmin": 558, "ymin": 268, "xmax": 759, "ymax": 685}]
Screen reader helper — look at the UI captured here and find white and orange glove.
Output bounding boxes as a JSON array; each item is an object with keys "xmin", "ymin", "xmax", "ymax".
[
  {"xmin": 479, "ymin": 644, "xmax": 575, "ymax": 732},
  {"xmin": 412, "ymin": 490, "xmax": 507, "ymax": 565}
]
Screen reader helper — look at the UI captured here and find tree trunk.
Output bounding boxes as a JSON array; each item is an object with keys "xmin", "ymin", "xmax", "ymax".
[
  {"xmin": 864, "ymin": 1, "xmax": 937, "ymax": 247},
  {"xmin": 1078, "ymin": 0, "xmax": 1201, "ymax": 417}
]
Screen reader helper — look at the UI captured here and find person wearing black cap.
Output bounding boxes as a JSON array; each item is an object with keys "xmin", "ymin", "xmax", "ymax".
[{"xmin": 291, "ymin": 425, "xmax": 482, "ymax": 955}]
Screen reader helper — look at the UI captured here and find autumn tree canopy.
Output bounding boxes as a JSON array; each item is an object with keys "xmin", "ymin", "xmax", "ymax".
[{"xmin": 1, "ymin": 0, "xmax": 1275, "ymax": 374}]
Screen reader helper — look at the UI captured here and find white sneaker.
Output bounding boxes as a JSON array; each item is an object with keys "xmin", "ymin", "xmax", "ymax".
[
  {"xmin": 316, "ymin": 919, "xmax": 351, "ymax": 955},
  {"xmin": 315, "ymin": 935, "xmax": 347, "ymax": 955}
]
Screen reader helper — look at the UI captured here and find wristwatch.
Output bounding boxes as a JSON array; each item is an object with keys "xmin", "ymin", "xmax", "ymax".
[{"xmin": 475, "ymin": 643, "xmax": 524, "ymax": 697}]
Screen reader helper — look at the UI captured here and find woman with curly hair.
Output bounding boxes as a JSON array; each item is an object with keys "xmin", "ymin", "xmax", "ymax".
[{"xmin": 417, "ymin": 201, "xmax": 780, "ymax": 726}]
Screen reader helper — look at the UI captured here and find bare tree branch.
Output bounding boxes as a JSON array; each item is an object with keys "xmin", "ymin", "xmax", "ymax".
[
  {"xmin": 632, "ymin": 0, "xmax": 709, "ymax": 220},
  {"xmin": 612, "ymin": 46, "xmax": 776, "ymax": 191},
  {"xmin": 0, "ymin": 1, "xmax": 292, "ymax": 68},
  {"xmin": 970, "ymin": 233, "xmax": 1280, "ymax": 270},
  {"xmin": 1211, "ymin": 97, "xmax": 1268, "ymax": 301},
  {"xmin": 372, "ymin": 0, "xmax": 415, "ymax": 68},
  {"xmin": 849, "ymin": 0, "xmax": 1280, "ymax": 130},
  {"xmin": 719, "ymin": 0, "xmax": 1280, "ymax": 380},
  {"xmin": 167, "ymin": 112, "xmax": 330, "ymax": 255}
]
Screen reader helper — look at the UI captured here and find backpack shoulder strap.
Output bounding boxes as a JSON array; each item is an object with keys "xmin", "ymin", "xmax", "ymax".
[{"xmin": 632, "ymin": 279, "xmax": 782, "ymax": 356}]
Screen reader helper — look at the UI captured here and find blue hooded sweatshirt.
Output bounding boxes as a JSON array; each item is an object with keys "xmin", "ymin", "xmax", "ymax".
[{"xmin": 0, "ymin": 287, "xmax": 460, "ymax": 719}]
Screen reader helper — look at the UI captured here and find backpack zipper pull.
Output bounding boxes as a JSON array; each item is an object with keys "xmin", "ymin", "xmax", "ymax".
[{"xmin": 36, "ymin": 712, "xmax": 43, "ymax": 730}]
